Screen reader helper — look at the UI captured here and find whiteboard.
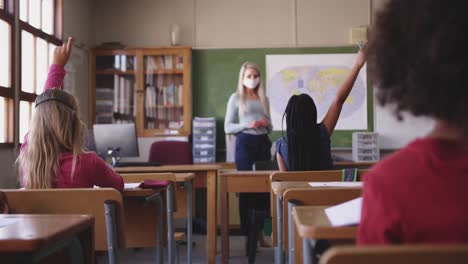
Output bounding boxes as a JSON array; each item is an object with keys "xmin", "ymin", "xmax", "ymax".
[{"xmin": 374, "ymin": 89, "xmax": 435, "ymax": 149}]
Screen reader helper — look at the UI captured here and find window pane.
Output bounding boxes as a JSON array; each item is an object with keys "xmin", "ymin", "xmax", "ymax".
[
  {"xmin": 48, "ymin": 43, "xmax": 56, "ymax": 68},
  {"xmin": 0, "ymin": 0, "xmax": 4, "ymax": 10},
  {"xmin": 21, "ymin": 30, "xmax": 34, "ymax": 93},
  {"xmin": 0, "ymin": 20, "xmax": 11, "ymax": 87},
  {"xmin": 19, "ymin": 101, "xmax": 32, "ymax": 144},
  {"xmin": 28, "ymin": 0, "xmax": 40, "ymax": 28},
  {"xmin": 36, "ymin": 38, "xmax": 48, "ymax": 94},
  {"xmin": 0, "ymin": 97, "xmax": 5, "ymax": 143},
  {"xmin": 41, "ymin": 0, "xmax": 54, "ymax": 35},
  {"xmin": 20, "ymin": 0, "xmax": 28, "ymax": 22}
]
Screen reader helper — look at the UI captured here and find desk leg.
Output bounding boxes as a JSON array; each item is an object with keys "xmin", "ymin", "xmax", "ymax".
[
  {"xmin": 104, "ymin": 201, "xmax": 119, "ymax": 264},
  {"xmin": 288, "ymin": 201, "xmax": 300, "ymax": 264},
  {"xmin": 186, "ymin": 180, "xmax": 193, "ymax": 264},
  {"xmin": 151, "ymin": 193, "xmax": 164, "ymax": 264},
  {"xmin": 167, "ymin": 182, "xmax": 175, "ymax": 264},
  {"xmin": 206, "ymin": 170, "xmax": 217, "ymax": 264},
  {"xmin": 303, "ymin": 239, "xmax": 317, "ymax": 264},
  {"xmin": 220, "ymin": 174, "xmax": 229, "ymax": 263},
  {"xmin": 276, "ymin": 195, "xmax": 285, "ymax": 264}
]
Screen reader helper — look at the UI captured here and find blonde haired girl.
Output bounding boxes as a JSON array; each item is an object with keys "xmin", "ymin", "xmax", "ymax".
[
  {"xmin": 224, "ymin": 61, "xmax": 272, "ymax": 252},
  {"xmin": 18, "ymin": 37, "xmax": 123, "ymax": 191}
]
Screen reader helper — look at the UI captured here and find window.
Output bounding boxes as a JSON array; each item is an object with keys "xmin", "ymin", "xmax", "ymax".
[
  {"xmin": 18, "ymin": 0, "xmax": 62, "ymax": 143},
  {"xmin": 0, "ymin": 0, "xmax": 62, "ymax": 145},
  {"xmin": 0, "ymin": 0, "xmax": 13, "ymax": 144}
]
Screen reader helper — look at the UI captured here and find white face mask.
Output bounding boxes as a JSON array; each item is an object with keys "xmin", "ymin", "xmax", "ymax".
[{"xmin": 243, "ymin": 77, "xmax": 260, "ymax": 89}]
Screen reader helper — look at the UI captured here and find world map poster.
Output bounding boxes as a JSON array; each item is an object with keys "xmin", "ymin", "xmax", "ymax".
[{"xmin": 266, "ymin": 54, "xmax": 367, "ymax": 130}]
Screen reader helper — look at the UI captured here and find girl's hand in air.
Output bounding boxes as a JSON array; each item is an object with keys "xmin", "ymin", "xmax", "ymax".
[
  {"xmin": 53, "ymin": 37, "xmax": 73, "ymax": 67},
  {"xmin": 355, "ymin": 41, "xmax": 367, "ymax": 68}
]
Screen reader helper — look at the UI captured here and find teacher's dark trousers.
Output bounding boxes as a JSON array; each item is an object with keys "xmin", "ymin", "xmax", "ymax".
[{"xmin": 235, "ymin": 132, "xmax": 272, "ymax": 235}]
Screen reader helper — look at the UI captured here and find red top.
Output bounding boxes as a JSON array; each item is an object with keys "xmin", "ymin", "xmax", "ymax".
[
  {"xmin": 20, "ymin": 64, "xmax": 124, "ymax": 192},
  {"xmin": 358, "ymin": 138, "xmax": 468, "ymax": 244}
]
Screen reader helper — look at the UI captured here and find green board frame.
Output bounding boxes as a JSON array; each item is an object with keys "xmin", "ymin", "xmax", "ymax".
[{"xmin": 192, "ymin": 47, "xmax": 373, "ymax": 157}]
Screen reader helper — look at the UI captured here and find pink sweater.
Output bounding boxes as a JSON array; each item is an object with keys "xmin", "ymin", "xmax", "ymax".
[{"xmin": 20, "ymin": 64, "xmax": 124, "ymax": 192}]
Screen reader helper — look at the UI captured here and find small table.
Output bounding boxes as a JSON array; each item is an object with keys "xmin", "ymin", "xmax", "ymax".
[
  {"xmin": 219, "ymin": 170, "xmax": 275, "ymax": 263},
  {"xmin": 116, "ymin": 164, "xmax": 220, "ymax": 264},
  {"xmin": 0, "ymin": 214, "xmax": 94, "ymax": 264},
  {"xmin": 293, "ymin": 206, "xmax": 357, "ymax": 264},
  {"xmin": 122, "ymin": 172, "xmax": 195, "ymax": 264}
]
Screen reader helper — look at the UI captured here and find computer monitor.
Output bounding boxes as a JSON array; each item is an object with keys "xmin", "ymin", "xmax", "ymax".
[
  {"xmin": 83, "ymin": 127, "xmax": 96, "ymax": 152},
  {"xmin": 93, "ymin": 123, "xmax": 139, "ymax": 157}
]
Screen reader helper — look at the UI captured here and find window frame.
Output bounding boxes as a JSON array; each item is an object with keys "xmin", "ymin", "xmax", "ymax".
[
  {"xmin": 0, "ymin": 0, "xmax": 15, "ymax": 146},
  {"xmin": 0, "ymin": 0, "xmax": 62, "ymax": 147}
]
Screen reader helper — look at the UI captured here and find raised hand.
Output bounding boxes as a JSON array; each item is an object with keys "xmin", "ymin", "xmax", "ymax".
[
  {"xmin": 53, "ymin": 37, "xmax": 73, "ymax": 66},
  {"xmin": 355, "ymin": 41, "xmax": 367, "ymax": 68}
]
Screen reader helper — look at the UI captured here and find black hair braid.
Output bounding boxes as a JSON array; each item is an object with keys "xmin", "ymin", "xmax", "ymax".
[{"xmin": 284, "ymin": 94, "xmax": 322, "ymax": 171}]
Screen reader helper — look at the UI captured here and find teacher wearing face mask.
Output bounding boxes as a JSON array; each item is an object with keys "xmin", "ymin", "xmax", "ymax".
[{"xmin": 224, "ymin": 61, "xmax": 272, "ymax": 250}]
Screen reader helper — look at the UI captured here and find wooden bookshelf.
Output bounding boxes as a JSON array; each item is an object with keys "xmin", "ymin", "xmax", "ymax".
[
  {"xmin": 96, "ymin": 69, "xmax": 135, "ymax": 75},
  {"xmin": 91, "ymin": 46, "xmax": 192, "ymax": 137}
]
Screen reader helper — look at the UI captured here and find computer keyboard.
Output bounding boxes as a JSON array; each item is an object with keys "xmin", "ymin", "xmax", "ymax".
[{"xmin": 113, "ymin": 161, "xmax": 161, "ymax": 167}]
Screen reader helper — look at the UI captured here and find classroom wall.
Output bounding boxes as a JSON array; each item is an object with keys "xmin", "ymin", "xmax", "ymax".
[
  {"xmin": 93, "ymin": 0, "xmax": 372, "ymax": 48},
  {"xmin": 63, "ymin": 0, "xmax": 94, "ymax": 125},
  {"xmin": 89, "ymin": 0, "xmax": 380, "ymax": 161}
]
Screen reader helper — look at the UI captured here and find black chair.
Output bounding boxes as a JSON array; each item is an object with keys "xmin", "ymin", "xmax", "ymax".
[{"xmin": 246, "ymin": 160, "xmax": 277, "ymax": 263}]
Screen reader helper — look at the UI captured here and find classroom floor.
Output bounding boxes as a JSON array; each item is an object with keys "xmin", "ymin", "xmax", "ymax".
[{"xmin": 96, "ymin": 235, "xmax": 275, "ymax": 263}]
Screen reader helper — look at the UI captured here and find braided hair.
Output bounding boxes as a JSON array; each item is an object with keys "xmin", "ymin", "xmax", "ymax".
[{"xmin": 282, "ymin": 94, "xmax": 322, "ymax": 171}]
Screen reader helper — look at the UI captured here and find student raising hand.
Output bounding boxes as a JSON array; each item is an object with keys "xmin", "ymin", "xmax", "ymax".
[
  {"xmin": 53, "ymin": 37, "xmax": 73, "ymax": 66},
  {"xmin": 355, "ymin": 42, "xmax": 367, "ymax": 68}
]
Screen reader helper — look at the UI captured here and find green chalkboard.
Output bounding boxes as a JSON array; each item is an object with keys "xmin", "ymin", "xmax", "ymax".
[{"xmin": 192, "ymin": 47, "xmax": 373, "ymax": 158}]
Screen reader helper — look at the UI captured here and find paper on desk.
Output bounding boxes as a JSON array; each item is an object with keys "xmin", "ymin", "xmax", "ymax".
[
  {"xmin": 325, "ymin": 197, "xmax": 362, "ymax": 226},
  {"xmin": 124, "ymin": 182, "xmax": 143, "ymax": 189},
  {"xmin": 0, "ymin": 218, "xmax": 19, "ymax": 228},
  {"xmin": 308, "ymin": 182, "xmax": 363, "ymax": 188}
]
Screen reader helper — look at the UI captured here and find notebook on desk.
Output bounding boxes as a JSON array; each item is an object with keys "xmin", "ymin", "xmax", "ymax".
[
  {"xmin": 325, "ymin": 197, "xmax": 362, "ymax": 226},
  {"xmin": 113, "ymin": 161, "xmax": 161, "ymax": 167}
]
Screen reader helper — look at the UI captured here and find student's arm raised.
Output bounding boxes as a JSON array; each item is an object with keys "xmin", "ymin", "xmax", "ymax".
[
  {"xmin": 44, "ymin": 37, "xmax": 73, "ymax": 91},
  {"xmin": 322, "ymin": 46, "xmax": 366, "ymax": 136},
  {"xmin": 21, "ymin": 37, "xmax": 73, "ymax": 152}
]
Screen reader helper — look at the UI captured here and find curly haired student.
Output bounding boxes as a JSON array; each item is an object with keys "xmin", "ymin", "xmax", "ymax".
[
  {"xmin": 358, "ymin": 0, "xmax": 468, "ymax": 244},
  {"xmin": 17, "ymin": 37, "xmax": 124, "ymax": 191}
]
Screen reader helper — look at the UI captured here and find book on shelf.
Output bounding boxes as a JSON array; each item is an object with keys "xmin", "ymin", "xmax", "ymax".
[
  {"xmin": 120, "ymin": 55, "xmax": 127, "ymax": 71},
  {"xmin": 114, "ymin": 55, "xmax": 120, "ymax": 70},
  {"xmin": 119, "ymin": 77, "xmax": 125, "ymax": 114},
  {"xmin": 113, "ymin": 75, "xmax": 119, "ymax": 113},
  {"xmin": 178, "ymin": 84, "xmax": 183, "ymax": 106},
  {"xmin": 164, "ymin": 55, "xmax": 173, "ymax": 69},
  {"xmin": 166, "ymin": 84, "xmax": 175, "ymax": 106},
  {"xmin": 175, "ymin": 55, "xmax": 184, "ymax": 70},
  {"xmin": 156, "ymin": 56, "xmax": 164, "ymax": 70},
  {"xmin": 125, "ymin": 79, "xmax": 132, "ymax": 115}
]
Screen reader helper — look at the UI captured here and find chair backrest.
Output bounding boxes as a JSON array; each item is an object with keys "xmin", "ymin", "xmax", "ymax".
[
  {"xmin": 148, "ymin": 140, "xmax": 192, "ymax": 165},
  {"xmin": 282, "ymin": 187, "xmax": 362, "ymax": 253},
  {"xmin": 270, "ymin": 169, "xmax": 369, "ymax": 182},
  {"xmin": 253, "ymin": 160, "xmax": 279, "ymax": 171},
  {"xmin": 319, "ymin": 245, "xmax": 468, "ymax": 264},
  {"xmin": 2, "ymin": 188, "xmax": 126, "ymax": 251}
]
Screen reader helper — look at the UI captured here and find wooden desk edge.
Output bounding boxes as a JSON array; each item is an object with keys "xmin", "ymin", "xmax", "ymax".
[
  {"xmin": 0, "ymin": 214, "xmax": 94, "ymax": 252},
  {"xmin": 293, "ymin": 207, "xmax": 357, "ymax": 240}
]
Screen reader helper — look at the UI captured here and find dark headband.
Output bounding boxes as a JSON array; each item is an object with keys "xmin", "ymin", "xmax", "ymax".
[{"xmin": 35, "ymin": 98, "xmax": 76, "ymax": 112}]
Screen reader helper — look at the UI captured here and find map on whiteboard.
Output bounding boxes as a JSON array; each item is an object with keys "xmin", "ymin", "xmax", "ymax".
[{"xmin": 266, "ymin": 54, "xmax": 367, "ymax": 130}]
